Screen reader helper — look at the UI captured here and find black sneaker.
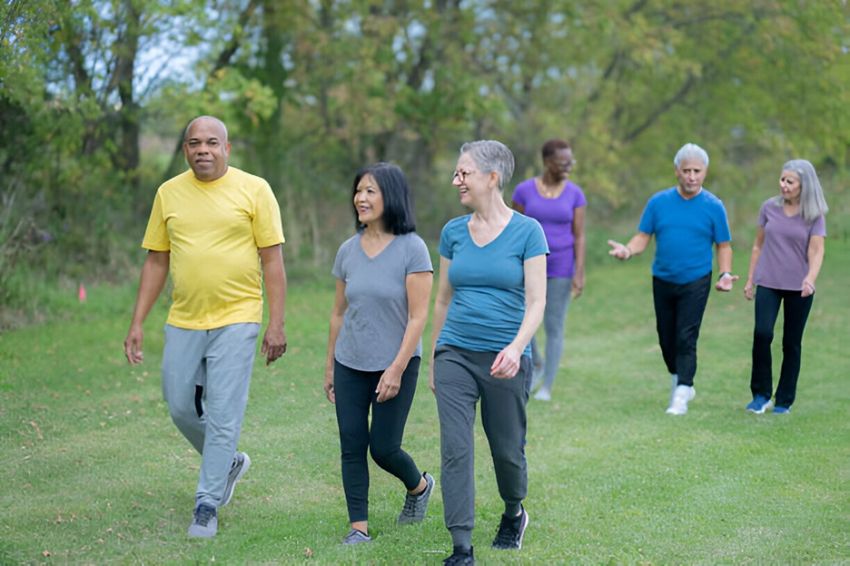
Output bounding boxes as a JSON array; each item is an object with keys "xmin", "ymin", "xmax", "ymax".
[
  {"xmin": 443, "ymin": 545, "xmax": 475, "ymax": 565},
  {"xmin": 187, "ymin": 503, "xmax": 218, "ymax": 538},
  {"xmin": 492, "ymin": 507, "xmax": 529, "ymax": 549}
]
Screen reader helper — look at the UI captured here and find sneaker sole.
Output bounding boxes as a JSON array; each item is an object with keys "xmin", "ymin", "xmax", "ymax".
[
  {"xmin": 746, "ymin": 401, "xmax": 773, "ymax": 414},
  {"xmin": 221, "ymin": 452, "xmax": 251, "ymax": 507}
]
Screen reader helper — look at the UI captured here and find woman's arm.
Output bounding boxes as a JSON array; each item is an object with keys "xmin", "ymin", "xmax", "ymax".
[
  {"xmin": 324, "ymin": 279, "xmax": 348, "ymax": 403},
  {"xmin": 802, "ymin": 235, "xmax": 825, "ymax": 297},
  {"xmin": 491, "ymin": 254, "xmax": 547, "ymax": 379},
  {"xmin": 572, "ymin": 205, "xmax": 586, "ymax": 297},
  {"xmin": 376, "ymin": 271, "xmax": 434, "ymax": 402},
  {"xmin": 429, "ymin": 257, "xmax": 453, "ymax": 393},
  {"xmin": 743, "ymin": 227, "xmax": 765, "ymax": 300}
]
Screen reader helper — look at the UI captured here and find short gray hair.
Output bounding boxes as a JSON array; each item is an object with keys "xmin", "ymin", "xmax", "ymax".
[
  {"xmin": 673, "ymin": 143, "xmax": 709, "ymax": 168},
  {"xmin": 775, "ymin": 159, "xmax": 829, "ymax": 223},
  {"xmin": 459, "ymin": 140, "xmax": 515, "ymax": 190}
]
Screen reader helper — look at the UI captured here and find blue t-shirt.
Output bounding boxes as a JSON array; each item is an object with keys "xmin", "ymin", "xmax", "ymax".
[
  {"xmin": 437, "ymin": 212, "xmax": 548, "ymax": 356},
  {"xmin": 638, "ymin": 187, "xmax": 731, "ymax": 284}
]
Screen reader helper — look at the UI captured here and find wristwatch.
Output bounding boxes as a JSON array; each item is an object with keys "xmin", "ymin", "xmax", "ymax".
[{"xmin": 718, "ymin": 271, "xmax": 732, "ymax": 280}]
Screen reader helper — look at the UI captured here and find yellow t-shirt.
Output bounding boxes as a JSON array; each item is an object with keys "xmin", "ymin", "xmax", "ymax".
[{"xmin": 142, "ymin": 167, "xmax": 285, "ymax": 329}]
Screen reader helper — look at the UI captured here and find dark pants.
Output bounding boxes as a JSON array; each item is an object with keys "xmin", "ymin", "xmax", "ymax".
[
  {"xmin": 333, "ymin": 357, "xmax": 422, "ymax": 523},
  {"xmin": 750, "ymin": 286, "xmax": 814, "ymax": 408},
  {"xmin": 652, "ymin": 273, "xmax": 712, "ymax": 387},
  {"xmin": 433, "ymin": 345, "xmax": 531, "ymax": 547}
]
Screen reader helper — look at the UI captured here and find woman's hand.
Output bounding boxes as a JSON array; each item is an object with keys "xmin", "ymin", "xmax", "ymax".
[
  {"xmin": 323, "ymin": 369, "xmax": 335, "ymax": 404},
  {"xmin": 743, "ymin": 280, "xmax": 755, "ymax": 301},
  {"xmin": 571, "ymin": 274, "xmax": 585, "ymax": 299},
  {"xmin": 491, "ymin": 344, "xmax": 523, "ymax": 378},
  {"xmin": 801, "ymin": 279, "xmax": 816, "ymax": 297},
  {"xmin": 376, "ymin": 366, "xmax": 402, "ymax": 402}
]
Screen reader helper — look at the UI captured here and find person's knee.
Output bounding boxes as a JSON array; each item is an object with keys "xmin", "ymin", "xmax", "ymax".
[{"xmin": 369, "ymin": 443, "xmax": 399, "ymax": 467}]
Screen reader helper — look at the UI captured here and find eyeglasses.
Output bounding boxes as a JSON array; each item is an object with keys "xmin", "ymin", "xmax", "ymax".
[{"xmin": 452, "ymin": 169, "xmax": 478, "ymax": 183}]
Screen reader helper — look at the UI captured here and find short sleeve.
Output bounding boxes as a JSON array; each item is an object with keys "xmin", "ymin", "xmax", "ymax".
[
  {"xmin": 572, "ymin": 183, "xmax": 588, "ymax": 209},
  {"xmin": 252, "ymin": 181, "xmax": 285, "ymax": 248},
  {"xmin": 332, "ymin": 236, "xmax": 354, "ymax": 280},
  {"xmin": 637, "ymin": 198, "xmax": 655, "ymax": 234},
  {"xmin": 757, "ymin": 201, "xmax": 769, "ymax": 228},
  {"xmin": 406, "ymin": 235, "xmax": 433, "ymax": 274},
  {"xmin": 712, "ymin": 200, "xmax": 732, "ymax": 243},
  {"xmin": 141, "ymin": 190, "xmax": 170, "ymax": 251},
  {"xmin": 439, "ymin": 222, "xmax": 454, "ymax": 259},
  {"xmin": 511, "ymin": 180, "xmax": 529, "ymax": 208},
  {"xmin": 523, "ymin": 218, "xmax": 549, "ymax": 259},
  {"xmin": 811, "ymin": 215, "xmax": 827, "ymax": 237}
]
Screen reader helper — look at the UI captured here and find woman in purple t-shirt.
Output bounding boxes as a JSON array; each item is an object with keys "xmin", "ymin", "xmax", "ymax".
[
  {"xmin": 743, "ymin": 159, "xmax": 828, "ymax": 414},
  {"xmin": 511, "ymin": 139, "xmax": 587, "ymax": 401}
]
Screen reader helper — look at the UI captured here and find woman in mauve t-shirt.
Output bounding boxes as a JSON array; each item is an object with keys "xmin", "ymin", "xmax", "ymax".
[{"xmin": 743, "ymin": 159, "xmax": 828, "ymax": 414}]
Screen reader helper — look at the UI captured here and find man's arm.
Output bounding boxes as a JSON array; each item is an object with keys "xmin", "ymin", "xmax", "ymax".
[
  {"xmin": 714, "ymin": 241, "xmax": 738, "ymax": 291},
  {"xmin": 608, "ymin": 232, "xmax": 651, "ymax": 260},
  {"xmin": 124, "ymin": 250, "xmax": 170, "ymax": 364},
  {"xmin": 259, "ymin": 244, "xmax": 287, "ymax": 365}
]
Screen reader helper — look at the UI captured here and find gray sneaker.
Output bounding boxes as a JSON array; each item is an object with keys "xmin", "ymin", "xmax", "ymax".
[
  {"xmin": 342, "ymin": 528, "xmax": 372, "ymax": 544},
  {"xmin": 221, "ymin": 452, "xmax": 250, "ymax": 507},
  {"xmin": 398, "ymin": 472, "xmax": 435, "ymax": 525},
  {"xmin": 188, "ymin": 504, "xmax": 217, "ymax": 538}
]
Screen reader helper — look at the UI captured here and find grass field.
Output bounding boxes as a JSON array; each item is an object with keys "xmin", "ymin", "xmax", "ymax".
[{"xmin": 1, "ymin": 240, "xmax": 848, "ymax": 564}]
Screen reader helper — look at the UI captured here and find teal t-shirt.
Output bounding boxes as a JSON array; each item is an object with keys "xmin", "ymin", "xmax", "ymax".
[{"xmin": 437, "ymin": 212, "xmax": 548, "ymax": 356}]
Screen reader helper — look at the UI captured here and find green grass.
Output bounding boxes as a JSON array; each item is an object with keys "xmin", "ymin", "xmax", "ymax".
[{"xmin": 1, "ymin": 242, "xmax": 848, "ymax": 564}]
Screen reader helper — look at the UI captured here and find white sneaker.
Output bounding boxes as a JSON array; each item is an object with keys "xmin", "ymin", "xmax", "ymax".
[
  {"xmin": 534, "ymin": 387, "xmax": 551, "ymax": 401},
  {"xmin": 666, "ymin": 385, "xmax": 695, "ymax": 415}
]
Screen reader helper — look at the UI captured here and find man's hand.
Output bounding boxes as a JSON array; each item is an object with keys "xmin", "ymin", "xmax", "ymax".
[
  {"xmin": 715, "ymin": 272, "xmax": 739, "ymax": 292},
  {"xmin": 124, "ymin": 325, "xmax": 145, "ymax": 365},
  {"xmin": 261, "ymin": 326, "xmax": 287, "ymax": 365}
]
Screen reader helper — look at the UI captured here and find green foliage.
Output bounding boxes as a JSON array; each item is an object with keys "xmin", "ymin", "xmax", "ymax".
[
  {"xmin": 1, "ymin": 243, "xmax": 848, "ymax": 563},
  {"xmin": 1, "ymin": 0, "xmax": 849, "ymax": 314}
]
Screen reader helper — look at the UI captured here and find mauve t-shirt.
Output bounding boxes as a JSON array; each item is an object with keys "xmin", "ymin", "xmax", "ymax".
[
  {"xmin": 511, "ymin": 178, "xmax": 586, "ymax": 278},
  {"xmin": 754, "ymin": 199, "xmax": 826, "ymax": 291}
]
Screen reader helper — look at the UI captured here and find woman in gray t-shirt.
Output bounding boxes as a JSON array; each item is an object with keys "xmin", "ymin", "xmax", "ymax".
[
  {"xmin": 743, "ymin": 159, "xmax": 828, "ymax": 414},
  {"xmin": 324, "ymin": 163, "xmax": 435, "ymax": 545}
]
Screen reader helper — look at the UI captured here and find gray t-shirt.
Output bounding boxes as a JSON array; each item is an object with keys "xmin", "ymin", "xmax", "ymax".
[
  {"xmin": 332, "ymin": 232, "xmax": 433, "ymax": 371},
  {"xmin": 754, "ymin": 198, "xmax": 826, "ymax": 291}
]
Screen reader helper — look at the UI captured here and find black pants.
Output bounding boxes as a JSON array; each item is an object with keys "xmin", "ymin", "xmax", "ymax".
[
  {"xmin": 750, "ymin": 286, "xmax": 814, "ymax": 408},
  {"xmin": 652, "ymin": 273, "xmax": 712, "ymax": 387},
  {"xmin": 334, "ymin": 357, "xmax": 422, "ymax": 523}
]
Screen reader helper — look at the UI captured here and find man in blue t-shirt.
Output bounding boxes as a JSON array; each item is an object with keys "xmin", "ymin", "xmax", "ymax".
[{"xmin": 607, "ymin": 143, "xmax": 738, "ymax": 415}]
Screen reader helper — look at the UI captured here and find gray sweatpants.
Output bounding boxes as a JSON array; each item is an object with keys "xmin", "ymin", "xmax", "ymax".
[
  {"xmin": 433, "ymin": 345, "xmax": 531, "ymax": 547},
  {"xmin": 162, "ymin": 323, "xmax": 259, "ymax": 508}
]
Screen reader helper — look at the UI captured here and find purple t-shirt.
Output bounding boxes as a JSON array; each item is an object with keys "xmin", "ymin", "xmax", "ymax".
[
  {"xmin": 511, "ymin": 178, "xmax": 586, "ymax": 278},
  {"xmin": 754, "ymin": 199, "xmax": 826, "ymax": 291}
]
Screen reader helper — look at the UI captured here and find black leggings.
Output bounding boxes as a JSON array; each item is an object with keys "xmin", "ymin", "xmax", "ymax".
[
  {"xmin": 750, "ymin": 286, "xmax": 814, "ymax": 408},
  {"xmin": 334, "ymin": 357, "xmax": 423, "ymax": 523}
]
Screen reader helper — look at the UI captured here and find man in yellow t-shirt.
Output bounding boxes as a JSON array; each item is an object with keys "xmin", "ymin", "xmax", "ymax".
[{"xmin": 123, "ymin": 115, "xmax": 287, "ymax": 538}]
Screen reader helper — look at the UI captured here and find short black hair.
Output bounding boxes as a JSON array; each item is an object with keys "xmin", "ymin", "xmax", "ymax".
[
  {"xmin": 541, "ymin": 138, "xmax": 571, "ymax": 161},
  {"xmin": 351, "ymin": 162, "xmax": 417, "ymax": 235}
]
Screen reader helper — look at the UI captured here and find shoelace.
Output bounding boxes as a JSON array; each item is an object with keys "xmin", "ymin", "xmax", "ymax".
[
  {"xmin": 494, "ymin": 520, "xmax": 518, "ymax": 545},
  {"xmin": 401, "ymin": 493, "xmax": 418, "ymax": 516},
  {"xmin": 195, "ymin": 506, "xmax": 215, "ymax": 526}
]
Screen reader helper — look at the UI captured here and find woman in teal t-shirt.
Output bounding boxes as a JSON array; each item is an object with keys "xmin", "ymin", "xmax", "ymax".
[{"xmin": 430, "ymin": 140, "xmax": 547, "ymax": 565}]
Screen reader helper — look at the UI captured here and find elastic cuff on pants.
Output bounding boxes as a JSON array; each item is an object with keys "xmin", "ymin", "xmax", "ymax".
[{"xmin": 450, "ymin": 527, "xmax": 473, "ymax": 549}]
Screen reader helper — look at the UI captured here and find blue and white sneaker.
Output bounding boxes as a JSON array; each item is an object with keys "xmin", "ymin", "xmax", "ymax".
[
  {"xmin": 773, "ymin": 405, "xmax": 791, "ymax": 414},
  {"xmin": 745, "ymin": 395, "xmax": 773, "ymax": 414}
]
